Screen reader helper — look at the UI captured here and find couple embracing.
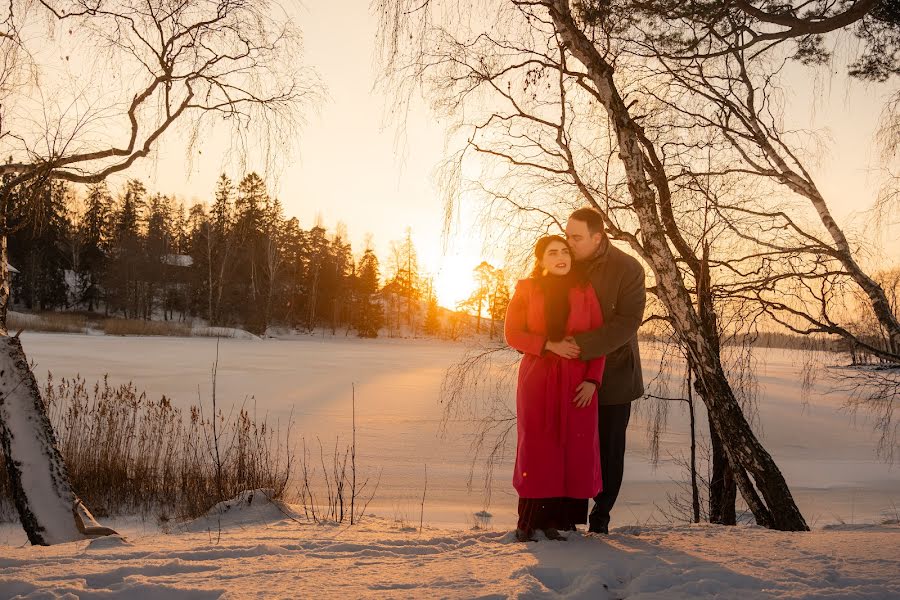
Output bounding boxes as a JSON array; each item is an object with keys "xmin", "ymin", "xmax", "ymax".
[{"xmin": 504, "ymin": 207, "xmax": 646, "ymax": 542}]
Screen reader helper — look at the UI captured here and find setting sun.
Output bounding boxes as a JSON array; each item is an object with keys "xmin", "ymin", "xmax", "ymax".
[{"xmin": 433, "ymin": 254, "xmax": 482, "ymax": 310}]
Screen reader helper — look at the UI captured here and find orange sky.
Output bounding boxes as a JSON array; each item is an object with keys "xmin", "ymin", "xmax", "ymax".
[{"xmin": 119, "ymin": 4, "xmax": 898, "ymax": 306}]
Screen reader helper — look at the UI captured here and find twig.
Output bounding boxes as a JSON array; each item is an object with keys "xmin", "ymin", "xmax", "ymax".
[
  {"xmin": 419, "ymin": 464, "xmax": 427, "ymax": 533},
  {"xmin": 351, "ymin": 383, "xmax": 357, "ymax": 525}
]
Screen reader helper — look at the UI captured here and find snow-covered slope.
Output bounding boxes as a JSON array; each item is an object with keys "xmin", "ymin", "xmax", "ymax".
[{"xmin": 0, "ymin": 493, "xmax": 897, "ymax": 599}]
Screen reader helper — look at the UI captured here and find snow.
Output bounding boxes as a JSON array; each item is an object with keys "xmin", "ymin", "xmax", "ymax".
[
  {"xmin": 0, "ymin": 492, "xmax": 897, "ymax": 598},
  {"xmin": 0, "ymin": 338, "xmax": 85, "ymax": 545},
  {"xmin": 12, "ymin": 333, "xmax": 899, "ymax": 531},
  {"xmin": 162, "ymin": 254, "xmax": 193, "ymax": 267},
  {"xmin": 2, "ymin": 333, "xmax": 900, "ymax": 596},
  {"xmin": 189, "ymin": 326, "xmax": 261, "ymax": 340}
]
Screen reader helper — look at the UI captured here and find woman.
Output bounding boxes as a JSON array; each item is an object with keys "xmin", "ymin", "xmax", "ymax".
[{"xmin": 504, "ymin": 235, "xmax": 606, "ymax": 542}]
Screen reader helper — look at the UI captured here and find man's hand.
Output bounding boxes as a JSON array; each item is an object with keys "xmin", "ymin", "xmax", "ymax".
[
  {"xmin": 546, "ymin": 339, "xmax": 580, "ymax": 359},
  {"xmin": 573, "ymin": 381, "xmax": 597, "ymax": 407}
]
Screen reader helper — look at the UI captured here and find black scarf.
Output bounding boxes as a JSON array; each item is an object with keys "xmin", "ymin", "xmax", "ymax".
[
  {"xmin": 574, "ymin": 236, "xmax": 610, "ymax": 277},
  {"xmin": 536, "ymin": 272, "xmax": 576, "ymax": 342}
]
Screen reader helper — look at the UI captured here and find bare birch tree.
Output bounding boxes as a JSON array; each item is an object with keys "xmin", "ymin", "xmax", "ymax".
[
  {"xmin": 377, "ymin": 0, "xmax": 819, "ymax": 530},
  {"xmin": 0, "ymin": 0, "xmax": 320, "ymax": 544}
]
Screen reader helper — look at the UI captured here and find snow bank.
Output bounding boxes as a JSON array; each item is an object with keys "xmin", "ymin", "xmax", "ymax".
[
  {"xmin": 190, "ymin": 326, "xmax": 261, "ymax": 340},
  {"xmin": 181, "ymin": 489, "xmax": 299, "ymax": 533}
]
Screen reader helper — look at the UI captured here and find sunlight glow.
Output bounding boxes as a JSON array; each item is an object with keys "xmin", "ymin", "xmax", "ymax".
[{"xmin": 433, "ymin": 254, "xmax": 481, "ymax": 310}]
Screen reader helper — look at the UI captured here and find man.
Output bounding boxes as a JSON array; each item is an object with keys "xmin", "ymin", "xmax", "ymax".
[{"xmin": 564, "ymin": 207, "xmax": 646, "ymax": 534}]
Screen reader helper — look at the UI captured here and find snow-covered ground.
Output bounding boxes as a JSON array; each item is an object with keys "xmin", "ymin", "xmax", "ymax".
[
  {"xmin": 2, "ymin": 333, "xmax": 899, "ymax": 598},
  {"xmin": 1, "ymin": 491, "xmax": 897, "ymax": 599},
  {"xmin": 11, "ymin": 332, "xmax": 898, "ymax": 532}
]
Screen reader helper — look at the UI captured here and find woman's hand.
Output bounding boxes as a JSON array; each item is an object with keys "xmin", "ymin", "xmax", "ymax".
[
  {"xmin": 546, "ymin": 339, "xmax": 580, "ymax": 359},
  {"xmin": 573, "ymin": 381, "xmax": 596, "ymax": 407}
]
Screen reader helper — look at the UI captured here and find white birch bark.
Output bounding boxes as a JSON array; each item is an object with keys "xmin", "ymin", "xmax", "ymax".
[{"xmin": 0, "ymin": 335, "xmax": 86, "ymax": 545}]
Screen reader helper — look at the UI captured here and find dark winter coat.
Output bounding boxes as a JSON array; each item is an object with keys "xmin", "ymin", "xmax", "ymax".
[{"xmin": 573, "ymin": 242, "xmax": 646, "ymax": 405}]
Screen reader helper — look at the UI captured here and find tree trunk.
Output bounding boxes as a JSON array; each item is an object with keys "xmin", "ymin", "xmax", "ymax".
[
  {"xmin": 476, "ymin": 297, "xmax": 482, "ymax": 335},
  {"xmin": 697, "ymin": 243, "xmax": 736, "ymax": 525},
  {"xmin": 686, "ymin": 368, "xmax": 701, "ymax": 524},
  {"xmin": 0, "ymin": 231, "xmax": 114, "ymax": 545},
  {"xmin": 207, "ymin": 231, "xmax": 215, "ymax": 324},
  {"xmin": 0, "ymin": 232, "xmax": 8, "ymax": 325},
  {"xmin": 806, "ymin": 188, "xmax": 900, "ymax": 358},
  {"xmin": 550, "ymin": 0, "xmax": 808, "ymax": 531},
  {"xmin": 0, "ymin": 335, "xmax": 87, "ymax": 545},
  {"xmin": 708, "ymin": 417, "xmax": 737, "ymax": 525},
  {"xmin": 743, "ymin": 98, "xmax": 900, "ymax": 359}
]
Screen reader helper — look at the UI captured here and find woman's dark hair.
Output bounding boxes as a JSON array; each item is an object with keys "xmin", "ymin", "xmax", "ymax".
[{"xmin": 531, "ymin": 235, "xmax": 574, "ymax": 343}]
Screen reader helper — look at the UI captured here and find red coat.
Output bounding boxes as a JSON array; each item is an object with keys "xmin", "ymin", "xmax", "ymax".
[{"xmin": 504, "ymin": 278, "xmax": 606, "ymax": 499}]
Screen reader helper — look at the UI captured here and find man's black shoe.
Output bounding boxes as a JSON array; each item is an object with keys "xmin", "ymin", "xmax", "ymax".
[{"xmin": 588, "ymin": 522, "xmax": 609, "ymax": 534}]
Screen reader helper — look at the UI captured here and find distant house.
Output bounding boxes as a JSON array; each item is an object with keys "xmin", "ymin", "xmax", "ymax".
[
  {"xmin": 8, "ymin": 263, "xmax": 19, "ymax": 305},
  {"xmin": 162, "ymin": 254, "xmax": 194, "ymax": 268},
  {"xmin": 159, "ymin": 255, "xmax": 193, "ymax": 321}
]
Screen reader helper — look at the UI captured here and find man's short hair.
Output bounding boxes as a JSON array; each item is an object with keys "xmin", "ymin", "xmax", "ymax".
[{"xmin": 570, "ymin": 207, "xmax": 606, "ymax": 237}]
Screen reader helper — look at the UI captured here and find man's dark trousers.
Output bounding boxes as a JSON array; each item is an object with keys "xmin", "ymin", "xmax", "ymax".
[{"xmin": 590, "ymin": 403, "xmax": 632, "ymax": 533}]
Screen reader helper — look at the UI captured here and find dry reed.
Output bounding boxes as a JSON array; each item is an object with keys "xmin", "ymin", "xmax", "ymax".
[
  {"xmin": 99, "ymin": 319, "xmax": 192, "ymax": 337},
  {"xmin": 7, "ymin": 312, "xmax": 88, "ymax": 334},
  {"xmin": 0, "ymin": 373, "xmax": 292, "ymax": 521}
]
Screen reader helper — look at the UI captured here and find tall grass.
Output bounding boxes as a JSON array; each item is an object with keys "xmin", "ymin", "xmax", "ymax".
[
  {"xmin": 7, "ymin": 312, "xmax": 88, "ymax": 333},
  {"xmin": 97, "ymin": 319, "xmax": 192, "ymax": 337},
  {"xmin": 0, "ymin": 373, "xmax": 293, "ymax": 521},
  {"xmin": 8, "ymin": 311, "xmax": 215, "ymax": 337}
]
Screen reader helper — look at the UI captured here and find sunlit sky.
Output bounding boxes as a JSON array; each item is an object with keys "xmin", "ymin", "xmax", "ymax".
[{"xmin": 123, "ymin": 3, "xmax": 898, "ymax": 309}]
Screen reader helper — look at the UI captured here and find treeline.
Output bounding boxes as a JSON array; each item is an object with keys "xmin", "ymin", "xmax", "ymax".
[{"xmin": 7, "ymin": 173, "xmax": 494, "ymax": 337}]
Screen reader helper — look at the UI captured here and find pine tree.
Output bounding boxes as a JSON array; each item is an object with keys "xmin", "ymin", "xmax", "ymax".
[
  {"xmin": 186, "ymin": 203, "xmax": 212, "ymax": 321},
  {"xmin": 261, "ymin": 196, "xmax": 286, "ymax": 333},
  {"xmin": 200, "ymin": 175, "xmax": 235, "ymax": 326},
  {"xmin": 326, "ymin": 224, "xmax": 354, "ymax": 334},
  {"xmin": 386, "ymin": 228, "xmax": 421, "ymax": 335},
  {"xmin": 105, "ymin": 179, "xmax": 147, "ymax": 318},
  {"xmin": 7, "ymin": 181, "xmax": 70, "ymax": 311},
  {"xmin": 279, "ymin": 217, "xmax": 306, "ymax": 327},
  {"xmin": 79, "ymin": 183, "xmax": 113, "ymax": 311},
  {"xmin": 354, "ymin": 247, "xmax": 383, "ymax": 338},
  {"xmin": 145, "ymin": 193, "xmax": 176, "ymax": 320},
  {"xmin": 303, "ymin": 224, "xmax": 329, "ymax": 331},
  {"xmin": 423, "ymin": 297, "xmax": 441, "ymax": 337},
  {"xmin": 233, "ymin": 172, "xmax": 269, "ymax": 333},
  {"xmin": 212, "ymin": 174, "xmax": 233, "ymax": 237},
  {"xmin": 422, "ymin": 277, "xmax": 442, "ymax": 336},
  {"xmin": 235, "ymin": 173, "xmax": 267, "ymax": 236},
  {"xmin": 487, "ymin": 269, "xmax": 510, "ymax": 339}
]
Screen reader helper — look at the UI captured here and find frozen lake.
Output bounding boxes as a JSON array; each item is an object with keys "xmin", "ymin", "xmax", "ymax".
[{"xmin": 10, "ymin": 332, "xmax": 900, "ymax": 532}]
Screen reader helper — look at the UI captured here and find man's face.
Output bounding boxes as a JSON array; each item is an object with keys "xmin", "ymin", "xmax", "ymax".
[{"xmin": 565, "ymin": 218, "xmax": 603, "ymax": 261}]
